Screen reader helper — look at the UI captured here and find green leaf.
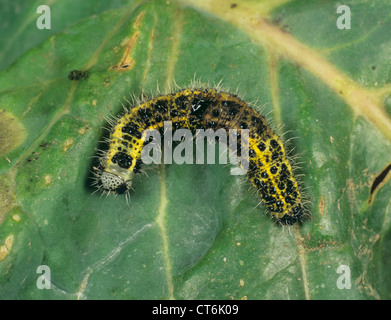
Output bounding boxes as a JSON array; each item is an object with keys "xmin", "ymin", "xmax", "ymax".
[
  {"xmin": 1, "ymin": 0, "xmax": 391, "ymax": 299},
  {"xmin": 0, "ymin": 0, "xmax": 138, "ymax": 70}
]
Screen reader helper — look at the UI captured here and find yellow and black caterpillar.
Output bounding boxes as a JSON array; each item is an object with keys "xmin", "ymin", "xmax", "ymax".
[{"xmin": 93, "ymin": 87, "xmax": 303, "ymax": 225}]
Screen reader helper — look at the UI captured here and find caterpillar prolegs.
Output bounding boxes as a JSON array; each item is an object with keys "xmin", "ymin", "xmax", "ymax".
[{"xmin": 92, "ymin": 87, "xmax": 304, "ymax": 225}]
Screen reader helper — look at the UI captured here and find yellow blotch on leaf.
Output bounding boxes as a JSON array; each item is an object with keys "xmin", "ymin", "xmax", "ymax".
[
  {"xmin": 0, "ymin": 235, "xmax": 14, "ymax": 262},
  {"xmin": 63, "ymin": 138, "xmax": 73, "ymax": 152}
]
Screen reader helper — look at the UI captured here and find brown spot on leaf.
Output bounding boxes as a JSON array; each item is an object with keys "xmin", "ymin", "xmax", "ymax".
[
  {"xmin": 319, "ymin": 195, "xmax": 325, "ymax": 217},
  {"xmin": 0, "ymin": 175, "xmax": 14, "ymax": 224},
  {"xmin": 110, "ymin": 10, "xmax": 145, "ymax": 72}
]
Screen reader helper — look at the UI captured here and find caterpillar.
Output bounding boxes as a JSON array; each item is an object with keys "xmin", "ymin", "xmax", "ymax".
[{"xmin": 92, "ymin": 86, "xmax": 304, "ymax": 225}]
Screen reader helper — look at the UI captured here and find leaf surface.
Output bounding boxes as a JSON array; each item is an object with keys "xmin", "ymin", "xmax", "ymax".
[{"xmin": 1, "ymin": 0, "xmax": 391, "ymax": 299}]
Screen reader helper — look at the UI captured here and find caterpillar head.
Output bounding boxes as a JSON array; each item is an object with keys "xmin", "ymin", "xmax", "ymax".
[{"xmin": 94, "ymin": 169, "xmax": 133, "ymax": 195}]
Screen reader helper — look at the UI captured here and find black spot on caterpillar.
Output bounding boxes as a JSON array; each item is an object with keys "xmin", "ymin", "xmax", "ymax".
[
  {"xmin": 68, "ymin": 70, "xmax": 89, "ymax": 81},
  {"xmin": 92, "ymin": 87, "xmax": 304, "ymax": 225}
]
